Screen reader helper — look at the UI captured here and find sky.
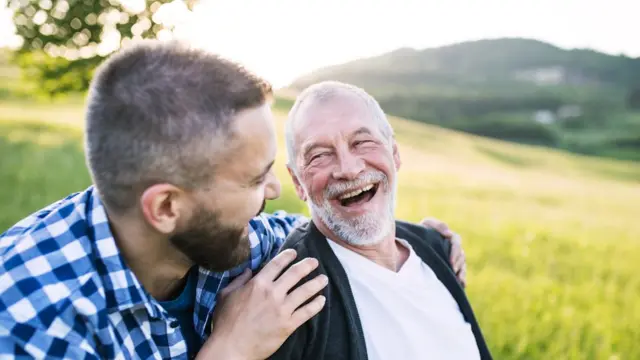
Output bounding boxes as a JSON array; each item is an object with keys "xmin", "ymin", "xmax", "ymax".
[{"xmin": 1, "ymin": 0, "xmax": 638, "ymax": 88}]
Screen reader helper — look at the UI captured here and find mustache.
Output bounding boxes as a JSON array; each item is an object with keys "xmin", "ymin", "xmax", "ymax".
[{"xmin": 324, "ymin": 171, "xmax": 387, "ymax": 199}]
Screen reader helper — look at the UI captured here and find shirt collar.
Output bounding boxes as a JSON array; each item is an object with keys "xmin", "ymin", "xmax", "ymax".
[{"xmin": 83, "ymin": 186, "xmax": 167, "ymax": 320}]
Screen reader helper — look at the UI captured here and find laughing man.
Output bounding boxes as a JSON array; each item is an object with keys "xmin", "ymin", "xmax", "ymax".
[{"xmin": 269, "ymin": 81, "xmax": 492, "ymax": 360}]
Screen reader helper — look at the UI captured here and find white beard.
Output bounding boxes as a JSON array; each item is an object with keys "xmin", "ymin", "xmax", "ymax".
[{"xmin": 306, "ymin": 171, "xmax": 397, "ymax": 246}]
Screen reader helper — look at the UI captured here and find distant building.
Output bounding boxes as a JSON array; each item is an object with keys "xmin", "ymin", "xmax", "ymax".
[
  {"xmin": 533, "ymin": 110, "xmax": 556, "ymax": 124},
  {"xmin": 513, "ymin": 67, "xmax": 595, "ymax": 86},
  {"xmin": 514, "ymin": 66, "xmax": 566, "ymax": 86}
]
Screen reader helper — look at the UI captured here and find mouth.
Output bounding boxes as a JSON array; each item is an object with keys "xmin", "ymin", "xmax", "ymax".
[{"xmin": 335, "ymin": 182, "xmax": 379, "ymax": 208}]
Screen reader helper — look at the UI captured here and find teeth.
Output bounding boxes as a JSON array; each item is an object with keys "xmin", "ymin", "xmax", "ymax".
[{"xmin": 338, "ymin": 184, "xmax": 374, "ymax": 200}]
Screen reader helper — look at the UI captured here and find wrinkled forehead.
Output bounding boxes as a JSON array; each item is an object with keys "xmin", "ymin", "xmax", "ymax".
[{"xmin": 293, "ymin": 94, "xmax": 383, "ymax": 147}]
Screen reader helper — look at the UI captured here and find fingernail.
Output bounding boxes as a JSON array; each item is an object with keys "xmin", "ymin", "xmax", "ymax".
[{"xmin": 285, "ymin": 249, "xmax": 297, "ymax": 257}]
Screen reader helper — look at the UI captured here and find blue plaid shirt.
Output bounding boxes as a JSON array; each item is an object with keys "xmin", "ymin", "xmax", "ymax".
[{"xmin": 0, "ymin": 186, "xmax": 308, "ymax": 359}]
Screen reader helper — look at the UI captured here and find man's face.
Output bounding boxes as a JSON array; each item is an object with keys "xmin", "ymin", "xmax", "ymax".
[
  {"xmin": 171, "ymin": 103, "xmax": 280, "ymax": 272},
  {"xmin": 290, "ymin": 96, "xmax": 400, "ymax": 246}
]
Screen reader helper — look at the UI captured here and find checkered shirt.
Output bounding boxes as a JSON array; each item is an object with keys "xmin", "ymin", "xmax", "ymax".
[{"xmin": 0, "ymin": 186, "xmax": 308, "ymax": 359}]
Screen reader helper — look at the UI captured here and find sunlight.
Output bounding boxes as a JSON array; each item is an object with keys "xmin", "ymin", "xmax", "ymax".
[
  {"xmin": 2, "ymin": 0, "xmax": 639, "ymax": 86},
  {"xmin": 118, "ymin": 0, "xmax": 145, "ymax": 14}
]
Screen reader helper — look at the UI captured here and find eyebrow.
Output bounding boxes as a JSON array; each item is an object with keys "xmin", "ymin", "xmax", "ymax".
[
  {"xmin": 251, "ymin": 160, "xmax": 274, "ymax": 183},
  {"xmin": 352, "ymin": 127, "xmax": 373, "ymax": 137}
]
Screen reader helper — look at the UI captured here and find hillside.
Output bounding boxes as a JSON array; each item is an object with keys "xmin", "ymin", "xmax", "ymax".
[{"xmin": 287, "ymin": 38, "xmax": 640, "ymax": 161}]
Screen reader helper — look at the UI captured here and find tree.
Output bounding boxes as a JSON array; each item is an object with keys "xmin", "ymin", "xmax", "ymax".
[{"xmin": 8, "ymin": 0, "xmax": 197, "ymax": 97}]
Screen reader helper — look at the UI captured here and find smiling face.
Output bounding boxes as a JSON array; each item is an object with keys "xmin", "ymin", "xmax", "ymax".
[{"xmin": 288, "ymin": 92, "xmax": 401, "ymax": 246}]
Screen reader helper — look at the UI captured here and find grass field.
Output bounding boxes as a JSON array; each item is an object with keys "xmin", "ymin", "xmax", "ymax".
[{"xmin": 1, "ymin": 97, "xmax": 639, "ymax": 359}]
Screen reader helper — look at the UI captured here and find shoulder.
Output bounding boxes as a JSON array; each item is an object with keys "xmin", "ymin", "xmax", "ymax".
[
  {"xmin": 0, "ymin": 190, "xmax": 85, "ymax": 248},
  {"xmin": 247, "ymin": 211, "xmax": 308, "ymax": 248},
  {"xmin": 0, "ymin": 190, "xmax": 101, "ymax": 329},
  {"xmin": 249, "ymin": 211, "xmax": 308, "ymax": 236},
  {"xmin": 395, "ymin": 220, "xmax": 452, "ymax": 261},
  {"xmin": 279, "ymin": 220, "xmax": 315, "ymax": 257},
  {"xmin": 229, "ymin": 211, "xmax": 309, "ymax": 273}
]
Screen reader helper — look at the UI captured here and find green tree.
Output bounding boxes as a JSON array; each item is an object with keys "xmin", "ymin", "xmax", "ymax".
[{"xmin": 8, "ymin": 0, "xmax": 197, "ymax": 97}]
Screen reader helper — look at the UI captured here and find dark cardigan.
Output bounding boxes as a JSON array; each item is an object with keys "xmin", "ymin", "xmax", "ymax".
[{"xmin": 268, "ymin": 220, "xmax": 493, "ymax": 360}]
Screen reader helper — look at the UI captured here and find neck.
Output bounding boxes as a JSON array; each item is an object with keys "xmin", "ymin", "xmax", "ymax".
[
  {"xmin": 105, "ymin": 206, "xmax": 193, "ymax": 301},
  {"xmin": 318, "ymin": 220, "xmax": 409, "ymax": 272}
]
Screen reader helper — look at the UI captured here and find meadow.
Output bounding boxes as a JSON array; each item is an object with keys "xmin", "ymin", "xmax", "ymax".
[{"xmin": 1, "ymin": 96, "xmax": 639, "ymax": 360}]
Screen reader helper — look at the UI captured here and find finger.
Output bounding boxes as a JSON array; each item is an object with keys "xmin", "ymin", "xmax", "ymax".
[
  {"xmin": 421, "ymin": 218, "xmax": 453, "ymax": 238},
  {"xmin": 290, "ymin": 295, "xmax": 326, "ymax": 330},
  {"xmin": 219, "ymin": 268, "xmax": 252, "ymax": 297},
  {"xmin": 256, "ymin": 249, "xmax": 298, "ymax": 281},
  {"xmin": 458, "ymin": 265, "xmax": 467, "ymax": 288},
  {"xmin": 275, "ymin": 257, "xmax": 319, "ymax": 293},
  {"xmin": 449, "ymin": 234, "xmax": 463, "ymax": 266},
  {"xmin": 285, "ymin": 274, "xmax": 328, "ymax": 312},
  {"xmin": 454, "ymin": 251, "xmax": 465, "ymax": 275}
]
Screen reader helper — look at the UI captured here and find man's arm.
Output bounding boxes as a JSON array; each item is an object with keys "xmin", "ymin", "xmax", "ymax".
[
  {"xmin": 197, "ymin": 214, "xmax": 467, "ymax": 360},
  {"xmin": 254, "ymin": 211, "xmax": 467, "ymax": 285}
]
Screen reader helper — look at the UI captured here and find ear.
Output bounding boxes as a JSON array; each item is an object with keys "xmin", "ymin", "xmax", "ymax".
[
  {"xmin": 392, "ymin": 139, "xmax": 402, "ymax": 171},
  {"xmin": 287, "ymin": 165, "xmax": 307, "ymax": 202},
  {"xmin": 139, "ymin": 184, "xmax": 186, "ymax": 235}
]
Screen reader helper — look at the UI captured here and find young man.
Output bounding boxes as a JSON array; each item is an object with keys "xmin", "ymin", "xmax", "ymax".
[
  {"xmin": 269, "ymin": 81, "xmax": 492, "ymax": 360},
  {"xmin": 0, "ymin": 41, "xmax": 467, "ymax": 359}
]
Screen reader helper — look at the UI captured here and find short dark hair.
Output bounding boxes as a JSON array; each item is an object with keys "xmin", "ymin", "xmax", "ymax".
[{"xmin": 84, "ymin": 40, "xmax": 272, "ymax": 212}]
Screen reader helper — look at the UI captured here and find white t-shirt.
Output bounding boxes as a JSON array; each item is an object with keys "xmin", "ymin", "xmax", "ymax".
[{"xmin": 327, "ymin": 238, "xmax": 481, "ymax": 360}]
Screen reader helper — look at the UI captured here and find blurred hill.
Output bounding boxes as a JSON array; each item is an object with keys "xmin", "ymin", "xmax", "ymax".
[{"xmin": 287, "ymin": 38, "xmax": 640, "ymax": 161}]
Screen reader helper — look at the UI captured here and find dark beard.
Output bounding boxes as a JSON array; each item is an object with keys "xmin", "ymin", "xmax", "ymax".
[{"xmin": 169, "ymin": 205, "xmax": 251, "ymax": 272}]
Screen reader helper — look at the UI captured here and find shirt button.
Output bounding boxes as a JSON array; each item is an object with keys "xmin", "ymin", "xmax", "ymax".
[{"xmin": 170, "ymin": 320, "xmax": 180, "ymax": 328}]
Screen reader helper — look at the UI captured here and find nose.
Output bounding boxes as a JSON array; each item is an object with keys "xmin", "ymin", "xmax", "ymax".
[
  {"xmin": 332, "ymin": 150, "xmax": 365, "ymax": 181},
  {"xmin": 264, "ymin": 169, "xmax": 281, "ymax": 200}
]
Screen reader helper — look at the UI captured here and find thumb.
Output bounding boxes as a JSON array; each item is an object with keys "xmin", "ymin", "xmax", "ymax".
[{"xmin": 219, "ymin": 268, "xmax": 252, "ymax": 297}]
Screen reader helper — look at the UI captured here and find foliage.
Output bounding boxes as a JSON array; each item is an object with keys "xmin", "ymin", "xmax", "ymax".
[
  {"xmin": 1, "ymin": 99, "xmax": 639, "ymax": 359},
  {"xmin": 8, "ymin": 0, "xmax": 197, "ymax": 97}
]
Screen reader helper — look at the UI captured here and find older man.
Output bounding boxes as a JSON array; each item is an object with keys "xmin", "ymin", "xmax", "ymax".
[
  {"xmin": 269, "ymin": 81, "xmax": 492, "ymax": 360},
  {"xmin": 0, "ymin": 42, "xmax": 468, "ymax": 360}
]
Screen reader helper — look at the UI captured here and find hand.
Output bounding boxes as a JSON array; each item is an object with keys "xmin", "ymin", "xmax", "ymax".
[
  {"xmin": 196, "ymin": 249, "xmax": 328, "ymax": 360},
  {"xmin": 420, "ymin": 217, "xmax": 467, "ymax": 287}
]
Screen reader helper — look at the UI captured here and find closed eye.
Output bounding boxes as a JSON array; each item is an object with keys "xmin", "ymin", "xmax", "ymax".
[
  {"xmin": 309, "ymin": 152, "xmax": 330, "ymax": 163},
  {"xmin": 311, "ymin": 153, "xmax": 325, "ymax": 161},
  {"xmin": 354, "ymin": 140, "xmax": 374, "ymax": 146}
]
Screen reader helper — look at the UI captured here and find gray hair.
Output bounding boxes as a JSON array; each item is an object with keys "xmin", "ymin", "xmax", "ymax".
[
  {"xmin": 285, "ymin": 81, "xmax": 393, "ymax": 172},
  {"xmin": 85, "ymin": 40, "xmax": 272, "ymax": 212}
]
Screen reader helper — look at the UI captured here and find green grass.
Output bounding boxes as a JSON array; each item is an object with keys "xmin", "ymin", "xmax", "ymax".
[{"xmin": 1, "ymin": 99, "xmax": 639, "ymax": 360}]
